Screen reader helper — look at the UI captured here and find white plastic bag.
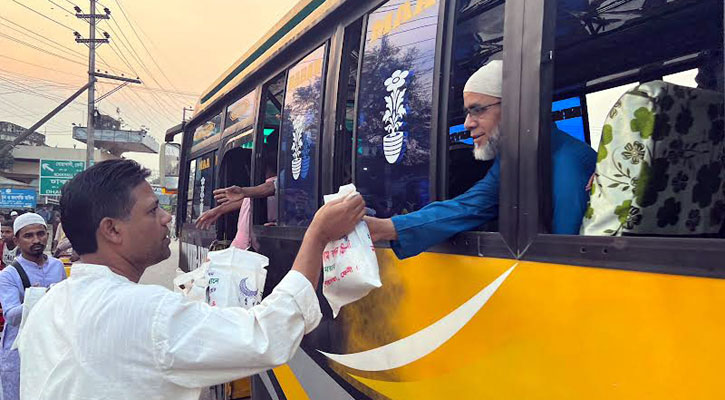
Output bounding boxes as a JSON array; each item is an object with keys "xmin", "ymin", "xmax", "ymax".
[
  {"xmin": 322, "ymin": 184, "xmax": 382, "ymax": 318},
  {"xmin": 12, "ymin": 286, "xmax": 47, "ymax": 350},
  {"xmin": 206, "ymin": 247, "xmax": 269, "ymax": 309},
  {"xmin": 173, "ymin": 262, "xmax": 210, "ymax": 303}
]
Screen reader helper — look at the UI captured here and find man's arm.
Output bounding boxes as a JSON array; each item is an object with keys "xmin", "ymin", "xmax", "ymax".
[
  {"xmin": 153, "ymin": 194, "xmax": 365, "ymax": 387},
  {"xmin": 0, "ymin": 269, "xmax": 23, "ymax": 325},
  {"xmin": 214, "ymin": 181, "xmax": 276, "ymax": 204},
  {"xmin": 368, "ymin": 159, "xmax": 501, "ymax": 260}
]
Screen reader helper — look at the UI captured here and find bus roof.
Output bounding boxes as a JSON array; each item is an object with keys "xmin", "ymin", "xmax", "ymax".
[{"xmin": 192, "ymin": 0, "xmax": 345, "ymax": 120}]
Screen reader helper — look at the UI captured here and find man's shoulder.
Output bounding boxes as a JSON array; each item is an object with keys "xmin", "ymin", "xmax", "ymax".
[{"xmin": 552, "ymin": 129, "xmax": 597, "ymax": 166}]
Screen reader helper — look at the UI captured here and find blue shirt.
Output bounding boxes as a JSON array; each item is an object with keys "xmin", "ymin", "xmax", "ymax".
[
  {"xmin": 390, "ymin": 127, "xmax": 597, "ymax": 259},
  {"xmin": 0, "ymin": 254, "xmax": 66, "ymax": 352}
]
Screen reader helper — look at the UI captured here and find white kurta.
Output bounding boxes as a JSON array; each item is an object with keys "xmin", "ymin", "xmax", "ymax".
[{"xmin": 16, "ymin": 263, "xmax": 321, "ymax": 400}]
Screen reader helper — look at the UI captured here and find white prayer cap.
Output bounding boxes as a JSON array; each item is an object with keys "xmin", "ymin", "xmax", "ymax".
[
  {"xmin": 14, "ymin": 212, "xmax": 47, "ymax": 235},
  {"xmin": 463, "ymin": 60, "xmax": 503, "ymax": 98},
  {"xmin": 10, "ymin": 211, "xmax": 18, "ymax": 217}
]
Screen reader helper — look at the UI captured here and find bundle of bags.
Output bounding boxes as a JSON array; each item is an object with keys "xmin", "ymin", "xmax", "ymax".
[
  {"xmin": 173, "ymin": 247, "xmax": 268, "ymax": 309},
  {"xmin": 173, "ymin": 184, "xmax": 381, "ymax": 317}
]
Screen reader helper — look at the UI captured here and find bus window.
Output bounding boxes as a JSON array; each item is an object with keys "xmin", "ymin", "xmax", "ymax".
[
  {"xmin": 185, "ymin": 158, "xmax": 197, "ymax": 223},
  {"xmin": 277, "ymin": 45, "xmax": 326, "ymax": 226},
  {"xmin": 253, "ymin": 74, "xmax": 285, "ymax": 226},
  {"xmin": 543, "ymin": 0, "xmax": 725, "ymax": 238},
  {"xmin": 444, "ymin": 0, "xmax": 505, "ymax": 229},
  {"xmin": 187, "ymin": 151, "xmax": 216, "ymax": 223},
  {"xmin": 355, "ymin": 0, "xmax": 440, "ymax": 218}
]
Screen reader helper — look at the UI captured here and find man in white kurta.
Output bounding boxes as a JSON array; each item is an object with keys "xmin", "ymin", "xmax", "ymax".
[{"xmin": 16, "ymin": 159, "xmax": 366, "ymax": 400}]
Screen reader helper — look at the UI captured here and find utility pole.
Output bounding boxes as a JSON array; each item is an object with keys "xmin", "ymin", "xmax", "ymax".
[{"xmin": 75, "ymin": 1, "xmax": 109, "ymax": 168}]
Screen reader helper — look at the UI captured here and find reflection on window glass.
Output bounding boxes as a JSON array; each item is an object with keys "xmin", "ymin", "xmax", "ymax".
[
  {"xmin": 278, "ymin": 45, "xmax": 326, "ymax": 226},
  {"xmin": 192, "ymin": 113, "xmax": 222, "ymax": 153},
  {"xmin": 552, "ymin": 97, "xmax": 587, "ymax": 144},
  {"xmin": 550, "ymin": 0, "xmax": 724, "ymax": 238},
  {"xmin": 356, "ymin": 0, "xmax": 439, "ymax": 218}
]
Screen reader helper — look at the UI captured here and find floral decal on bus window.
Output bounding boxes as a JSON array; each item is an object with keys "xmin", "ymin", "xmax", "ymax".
[
  {"xmin": 383, "ymin": 69, "xmax": 409, "ymax": 164},
  {"xmin": 291, "ymin": 114, "xmax": 307, "ymax": 180}
]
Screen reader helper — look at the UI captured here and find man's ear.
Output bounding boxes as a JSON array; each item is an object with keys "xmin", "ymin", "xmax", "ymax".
[
  {"xmin": 13, "ymin": 236, "xmax": 18, "ymax": 246},
  {"xmin": 97, "ymin": 217, "xmax": 123, "ymax": 245}
]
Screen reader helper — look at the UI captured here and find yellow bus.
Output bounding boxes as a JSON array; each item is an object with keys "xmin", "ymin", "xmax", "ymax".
[{"xmin": 163, "ymin": 0, "xmax": 725, "ymax": 398}]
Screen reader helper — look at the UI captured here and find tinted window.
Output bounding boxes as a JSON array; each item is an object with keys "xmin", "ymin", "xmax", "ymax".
[
  {"xmin": 356, "ymin": 0, "xmax": 439, "ymax": 218},
  {"xmin": 277, "ymin": 45, "xmax": 327, "ymax": 226},
  {"xmin": 187, "ymin": 152, "xmax": 215, "ymax": 223}
]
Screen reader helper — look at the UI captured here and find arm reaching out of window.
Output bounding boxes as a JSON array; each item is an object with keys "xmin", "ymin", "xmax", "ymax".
[{"xmin": 214, "ymin": 180, "xmax": 276, "ymax": 204}]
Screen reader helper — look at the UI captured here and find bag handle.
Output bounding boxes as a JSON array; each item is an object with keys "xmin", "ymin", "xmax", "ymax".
[{"xmin": 11, "ymin": 260, "xmax": 31, "ymax": 290}]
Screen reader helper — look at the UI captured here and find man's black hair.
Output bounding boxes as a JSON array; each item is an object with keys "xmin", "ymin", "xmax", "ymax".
[
  {"xmin": 1, "ymin": 220, "xmax": 12, "ymax": 229},
  {"xmin": 60, "ymin": 159, "xmax": 151, "ymax": 255}
]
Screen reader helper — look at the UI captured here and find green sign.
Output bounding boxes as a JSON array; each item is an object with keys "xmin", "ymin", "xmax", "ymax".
[{"xmin": 39, "ymin": 160, "xmax": 85, "ymax": 196}]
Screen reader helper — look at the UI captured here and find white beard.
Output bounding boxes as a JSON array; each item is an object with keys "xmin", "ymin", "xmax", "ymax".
[{"xmin": 473, "ymin": 125, "xmax": 500, "ymax": 161}]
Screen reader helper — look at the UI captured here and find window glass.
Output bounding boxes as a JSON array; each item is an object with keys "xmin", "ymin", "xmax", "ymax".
[
  {"xmin": 187, "ymin": 152, "xmax": 215, "ymax": 223},
  {"xmin": 277, "ymin": 45, "xmax": 327, "ymax": 226},
  {"xmin": 545, "ymin": 0, "xmax": 724, "ymax": 238},
  {"xmin": 191, "ymin": 113, "xmax": 223, "ymax": 153},
  {"xmin": 186, "ymin": 159, "xmax": 197, "ymax": 223},
  {"xmin": 224, "ymin": 89, "xmax": 258, "ymax": 139},
  {"xmin": 446, "ymin": 0, "xmax": 505, "ymax": 208},
  {"xmin": 356, "ymin": 0, "xmax": 440, "ymax": 218},
  {"xmin": 253, "ymin": 75, "xmax": 285, "ymax": 226}
]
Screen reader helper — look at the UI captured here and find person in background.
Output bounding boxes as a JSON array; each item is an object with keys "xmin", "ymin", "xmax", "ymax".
[
  {"xmin": 16, "ymin": 159, "xmax": 364, "ymax": 400},
  {"xmin": 0, "ymin": 213, "xmax": 66, "ymax": 400},
  {"xmin": 0, "ymin": 222, "xmax": 18, "ymax": 270}
]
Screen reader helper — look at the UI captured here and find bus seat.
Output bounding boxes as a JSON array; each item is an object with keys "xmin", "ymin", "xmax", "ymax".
[{"xmin": 580, "ymin": 80, "xmax": 725, "ymax": 236}]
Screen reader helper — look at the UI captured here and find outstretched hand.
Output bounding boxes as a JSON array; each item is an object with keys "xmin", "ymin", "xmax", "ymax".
[
  {"xmin": 214, "ymin": 186, "xmax": 244, "ymax": 204},
  {"xmin": 195, "ymin": 207, "xmax": 222, "ymax": 230},
  {"xmin": 308, "ymin": 193, "xmax": 365, "ymax": 244}
]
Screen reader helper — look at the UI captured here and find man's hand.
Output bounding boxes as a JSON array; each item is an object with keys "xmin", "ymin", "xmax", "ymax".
[
  {"xmin": 363, "ymin": 216, "xmax": 398, "ymax": 242},
  {"xmin": 292, "ymin": 193, "xmax": 366, "ymax": 289},
  {"xmin": 307, "ymin": 193, "xmax": 365, "ymax": 244},
  {"xmin": 214, "ymin": 186, "xmax": 245, "ymax": 204},
  {"xmin": 195, "ymin": 207, "xmax": 222, "ymax": 230}
]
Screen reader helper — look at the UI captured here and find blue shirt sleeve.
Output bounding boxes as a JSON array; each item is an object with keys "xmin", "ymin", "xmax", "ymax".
[
  {"xmin": 0, "ymin": 267, "xmax": 23, "ymax": 326},
  {"xmin": 389, "ymin": 159, "xmax": 500, "ymax": 259}
]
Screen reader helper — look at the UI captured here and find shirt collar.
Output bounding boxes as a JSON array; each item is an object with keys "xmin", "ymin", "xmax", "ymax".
[
  {"xmin": 17, "ymin": 254, "xmax": 49, "ymax": 269},
  {"xmin": 70, "ymin": 263, "xmax": 131, "ymax": 283}
]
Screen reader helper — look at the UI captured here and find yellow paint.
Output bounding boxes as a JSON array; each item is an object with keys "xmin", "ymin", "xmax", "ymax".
[
  {"xmin": 371, "ymin": 0, "xmax": 438, "ymax": 42},
  {"xmin": 198, "ymin": 157, "xmax": 211, "ymax": 171},
  {"xmin": 326, "ymin": 250, "xmax": 725, "ymax": 399},
  {"xmin": 272, "ymin": 365, "xmax": 310, "ymax": 400}
]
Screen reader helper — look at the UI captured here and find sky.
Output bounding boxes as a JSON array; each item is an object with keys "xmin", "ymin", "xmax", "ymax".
[{"xmin": 0, "ymin": 0, "xmax": 299, "ymax": 171}]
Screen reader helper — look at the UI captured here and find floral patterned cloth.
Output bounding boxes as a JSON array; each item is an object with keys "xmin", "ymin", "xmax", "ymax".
[{"xmin": 581, "ymin": 81, "xmax": 725, "ymax": 236}]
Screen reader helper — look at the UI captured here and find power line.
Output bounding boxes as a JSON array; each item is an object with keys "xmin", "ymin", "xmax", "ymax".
[
  {"xmin": 12, "ymin": 0, "xmax": 77, "ymax": 32},
  {"xmin": 0, "ymin": 31, "xmax": 87, "ymax": 67},
  {"xmin": 0, "ymin": 16, "xmax": 87, "ymax": 60},
  {"xmin": 47, "ymin": 0, "xmax": 76, "ymax": 16},
  {"xmin": 0, "ymin": 55, "xmax": 85, "ymax": 79}
]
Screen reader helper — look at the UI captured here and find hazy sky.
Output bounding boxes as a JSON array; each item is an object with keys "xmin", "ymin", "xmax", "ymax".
[{"xmin": 0, "ymin": 0, "xmax": 298, "ymax": 170}]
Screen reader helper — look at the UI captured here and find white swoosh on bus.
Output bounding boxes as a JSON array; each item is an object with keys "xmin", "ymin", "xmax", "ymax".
[{"xmin": 318, "ymin": 264, "xmax": 517, "ymax": 372}]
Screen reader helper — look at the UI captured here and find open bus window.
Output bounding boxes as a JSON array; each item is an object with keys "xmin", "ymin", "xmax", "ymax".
[
  {"xmin": 355, "ymin": 0, "xmax": 440, "ymax": 219},
  {"xmin": 444, "ymin": 0, "xmax": 505, "ymax": 230},
  {"xmin": 253, "ymin": 74, "xmax": 285, "ymax": 226},
  {"xmin": 543, "ymin": 0, "xmax": 725, "ymax": 238},
  {"xmin": 277, "ymin": 45, "xmax": 326, "ymax": 226}
]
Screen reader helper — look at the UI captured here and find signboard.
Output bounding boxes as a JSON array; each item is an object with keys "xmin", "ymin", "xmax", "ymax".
[
  {"xmin": 223, "ymin": 89, "xmax": 257, "ymax": 138},
  {"xmin": 39, "ymin": 160, "xmax": 85, "ymax": 196},
  {"xmin": 191, "ymin": 112, "xmax": 223, "ymax": 153},
  {"xmin": 0, "ymin": 188, "xmax": 36, "ymax": 209}
]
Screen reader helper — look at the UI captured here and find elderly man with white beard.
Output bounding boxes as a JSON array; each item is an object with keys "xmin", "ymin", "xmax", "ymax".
[{"xmin": 365, "ymin": 60, "xmax": 597, "ymax": 259}]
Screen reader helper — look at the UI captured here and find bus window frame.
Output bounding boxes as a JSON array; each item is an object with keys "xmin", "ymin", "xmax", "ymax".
[
  {"xmin": 515, "ymin": 0, "xmax": 725, "ymax": 278},
  {"xmin": 416, "ymin": 0, "xmax": 522, "ymax": 260}
]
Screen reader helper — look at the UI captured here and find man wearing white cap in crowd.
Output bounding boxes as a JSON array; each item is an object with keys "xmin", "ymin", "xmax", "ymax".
[
  {"xmin": 0, "ymin": 213, "xmax": 66, "ymax": 400},
  {"xmin": 366, "ymin": 60, "xmax": 597, "ymax": 259}
]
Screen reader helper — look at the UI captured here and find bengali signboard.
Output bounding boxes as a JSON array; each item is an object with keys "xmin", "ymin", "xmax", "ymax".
[
  {"xmin": 0, "ymin": 188, "xmax": 36, "ymax": 209},
  {"xmin": 39, "ymin": 159, "xmax": 85, "ymax": 196}
]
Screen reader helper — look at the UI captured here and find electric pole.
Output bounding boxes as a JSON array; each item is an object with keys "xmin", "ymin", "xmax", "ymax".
[{"xmin": 75, "ymin": 1, "xmax": 109, "ymax": 168}]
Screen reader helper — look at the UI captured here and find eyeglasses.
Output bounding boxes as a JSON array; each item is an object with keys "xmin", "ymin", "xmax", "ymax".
[{"xmin": 464, "ymin": 102, "xmax": 501, "ymax": 118}]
